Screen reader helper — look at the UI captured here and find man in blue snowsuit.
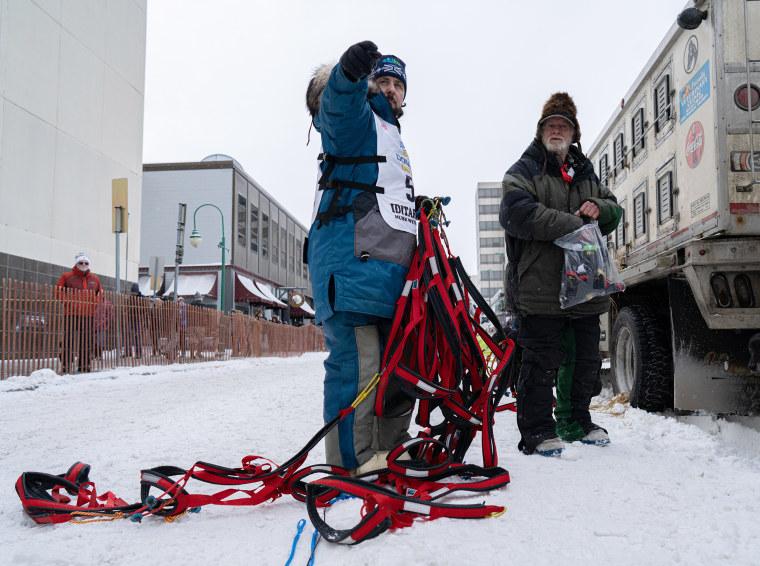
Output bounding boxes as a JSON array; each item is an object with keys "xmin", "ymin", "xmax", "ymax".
[{"xmin": 306, "ymin": 41, "xmax": 417, "ymax": 474}]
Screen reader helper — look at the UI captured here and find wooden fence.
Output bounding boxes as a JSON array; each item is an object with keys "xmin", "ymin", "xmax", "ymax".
[{"xmin": 0, "ymin": 278, "xmax": 325, "ymax": 379}]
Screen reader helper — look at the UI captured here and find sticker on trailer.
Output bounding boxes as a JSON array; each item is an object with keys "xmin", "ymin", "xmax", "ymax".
[
  {"xmin": 690, "ymin": 193, "xmax": 710, "ymax": 218},
  {"xmin": 730, "ymin": 151, "xmax": 760, "ymax": 172},
  {"xmin": 680, "ymin": 60, "xmax": 710, "ymax": 124},
  {"xmin": 685, "ymin": 121, "xmax": 705, "ymax": 168},
  {"xmin": 683, "ymin": 35, "xmax": 698, "ymax": 74}
]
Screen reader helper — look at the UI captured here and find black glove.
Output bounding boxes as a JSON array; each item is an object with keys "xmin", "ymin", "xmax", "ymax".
[{"xmin": 340, "ymin": 41, "xmax": 380, "ymax": 82}]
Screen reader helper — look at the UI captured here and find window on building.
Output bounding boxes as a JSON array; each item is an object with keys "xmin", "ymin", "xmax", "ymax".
[
  {"xmin": 480, "ymin": 253, "xmax": 505, "ymax": 264},
  {"xmin": 250, "ymin": 204, "xmax": 258, "ymax": 253},
  {"xmin": 480, "ymin": 237, "xmax": 503, "ymax": 248},
  {"xmin": 261, "ymin": 213, "xmax": 269, "ymax": 259},
  {"xmin": 480, "ymin": 270, "xmax": 502, "ymax": 281},
  {"xmin": 615, "ymin": 203, "xmax": 626, "ymax": 249},
  {"xmin": 632, "ymin": 107, "xmax": 645, "ymax": 157},
  {"xmin": 478, "ymin": 204, "xmax": 500, "ymax": 214},
  {"xmin": 296, "ymin": 238, "xmax": 302, "ymax": 276},
  {"xmin": 281, "ymin": 226, "xmax": 287, "ymax": 267},
  {"xmin": 479, "ymin": 220, "xmax": 501, "ymax": 231},
  {"xmin": 599, "ymin": 154, "xmax": 610, "ymax": 186},
  {"xmin": 289, "ymin": 232, "xmax": 295, "ymax": 272},
  {"xmin": 634, "ymin": 192, "xmax": 646, "ymax": 238},
  {"xmin": 237, "ymin": 194, "xmax": 247, "ymax": 247},
  {"xmin": 478, "ymin": 187, "xmax": 501, "ymax": 198},
  {"xmin": 613, "ymin": 133, "xmax": 625, "ymax": 175},
  {"xmin": 654, "ymin": 74, "xmax": 671, "ymax": 133},
  {"xmin": 657, "ymin": 171, "xmax": 673, "ymax": 223},
  {"xmin": 271, "ymin": 219, "xmax": 279, "ymax": 263}
]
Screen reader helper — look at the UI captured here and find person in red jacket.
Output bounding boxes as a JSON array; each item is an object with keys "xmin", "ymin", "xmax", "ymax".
[{"xmin": 57, "ymin": 253, "xmax": 102, "ymax": 373}]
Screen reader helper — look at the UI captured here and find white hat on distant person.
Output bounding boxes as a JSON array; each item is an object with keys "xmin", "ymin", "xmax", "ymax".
[{"xmin": 74, "ymin": 253, "xmax": 90, "ymax": 265}]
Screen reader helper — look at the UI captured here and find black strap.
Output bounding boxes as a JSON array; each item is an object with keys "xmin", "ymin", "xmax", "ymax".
[
  {"xmin": 321, "ymin": 179, "xmax": 384, "ymax": 193},
  {"xmin": 318, "ymin": 153, "xmax": 387, "ymax": 165},
  {"xmin": 315, "ymin": 205, "xmax": 353, "ymax": 226},
  {"xmin": 451, "ymin": 256, "xmax": 505, "ymax": 339},
  {"xmin": 315, "ymin": 152, "xmax": 388, "ymax": 227}
]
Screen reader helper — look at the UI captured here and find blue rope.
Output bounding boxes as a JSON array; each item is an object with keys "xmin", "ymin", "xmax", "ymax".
[{"xmin": 283, "ymin": 518, "xmax": 306, "ymax": 566}]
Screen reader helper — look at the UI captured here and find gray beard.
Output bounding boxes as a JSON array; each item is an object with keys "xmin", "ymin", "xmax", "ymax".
[{"xmin": 544, "ymin": 139, "xmax": 569, "ymax": 155}]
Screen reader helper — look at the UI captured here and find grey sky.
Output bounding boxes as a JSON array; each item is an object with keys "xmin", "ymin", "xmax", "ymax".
[{"xmin": 143, "ymin": 0, "xmax": 688, "ymax": 274}]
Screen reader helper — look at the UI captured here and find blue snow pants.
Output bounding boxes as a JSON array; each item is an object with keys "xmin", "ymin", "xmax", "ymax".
[{"xmin": 322, "ymin": 311, "xmax": 414, "ymax": 469}]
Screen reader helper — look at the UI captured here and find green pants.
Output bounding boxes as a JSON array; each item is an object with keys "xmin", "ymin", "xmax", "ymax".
[{"xmin": 555, "ymin": 323, "xmax": 603, "ymax": 442}]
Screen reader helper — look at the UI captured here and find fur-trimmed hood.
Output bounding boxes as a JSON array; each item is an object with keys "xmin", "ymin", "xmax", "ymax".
[{"xmin": 305, "ymin": 64, "xmax": 382, "ymax": 119}]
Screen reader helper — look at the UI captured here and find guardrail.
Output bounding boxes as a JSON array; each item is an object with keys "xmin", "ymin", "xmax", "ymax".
[{"xmin": 0, "ymin": 278, "xmax": 325, "ymax": 379}]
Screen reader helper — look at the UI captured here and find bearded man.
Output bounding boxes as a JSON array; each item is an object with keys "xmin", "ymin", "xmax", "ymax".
[
  {"xmin": 305, "ymin": 42, "xmax": 416, "ymax": 474},
  {"xmin": 499, "ymin": 92, "xmax": 622, "ymax": 457}
]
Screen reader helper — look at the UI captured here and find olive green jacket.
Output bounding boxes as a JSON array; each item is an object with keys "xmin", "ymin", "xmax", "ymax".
[{"xmin": 499, "ymin": 139, "xmax": 622, "ymax": 318}]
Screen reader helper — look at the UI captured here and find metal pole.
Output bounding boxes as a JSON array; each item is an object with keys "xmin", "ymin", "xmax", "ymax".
[
  {"xmin": 745, "ymin": 0, "xmax": 757, "ymax": 189},
  {"xmin": 191, "ymin": 204, "xmax": 226, "ymax": 312},
  {"xmin": 114, "ymin": 206, "xmax": 123, "ymax": 366},
  {"xmin": 174, "ymin": 203, "xmax": 186, "ymax": 301},
  {"xmin": 124, "ymin": 212, "xmax": 129, "ymax": 291},
  {"xmin": 220, "ymin": 232, "xmax": 226, "ymax": 312}
]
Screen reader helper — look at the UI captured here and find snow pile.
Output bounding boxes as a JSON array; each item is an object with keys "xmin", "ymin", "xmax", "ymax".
[{"xmin": 1, "ymin": 354, "xmax": 759, "ymax": 566}]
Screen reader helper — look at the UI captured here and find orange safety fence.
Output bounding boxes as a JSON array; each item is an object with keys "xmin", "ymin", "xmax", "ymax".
[{"xmin": 0, "ymin": 278, "xmax": 326, "ymax": 380}]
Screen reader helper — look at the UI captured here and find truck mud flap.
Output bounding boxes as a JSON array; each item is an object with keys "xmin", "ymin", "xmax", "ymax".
[{"xmin": 668, "ymin": 277, "xmax": 760, "ymax": 414}]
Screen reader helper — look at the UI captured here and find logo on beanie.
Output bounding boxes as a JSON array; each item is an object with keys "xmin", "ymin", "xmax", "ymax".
[{"xmin": 371, "ymin": 54, "xmax": 407, "ymax": 93}]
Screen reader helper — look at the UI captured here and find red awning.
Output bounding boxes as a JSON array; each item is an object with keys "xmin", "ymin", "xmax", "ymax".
[
  {"xmin": 290, "ymin": 306, "xmax": 315, "ymax": 319},
  {"xmin": 235, "ymin": 273, "xmax": 276, "ymax": 306}
]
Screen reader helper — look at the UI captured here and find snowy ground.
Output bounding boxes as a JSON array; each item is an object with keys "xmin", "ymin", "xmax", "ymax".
[{"xmin": 2, "ymin": 354, "xmax": 759, "ymax": 566}]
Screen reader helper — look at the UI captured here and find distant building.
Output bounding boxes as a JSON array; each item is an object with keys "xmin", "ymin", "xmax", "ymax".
[
  {"xmin": 141, "ymin": 156, "xmax": 313, "ymax": 320},
  {"xmin": 475, "ymin": 182, "xmax": 506, "ymax": 306},
  {"xmin": 0, "ymin": 0, "xmax": 147, "ymax": 289}
]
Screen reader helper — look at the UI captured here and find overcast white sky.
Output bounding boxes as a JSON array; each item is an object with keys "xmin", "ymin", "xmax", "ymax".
[{"xmin": 143, "ymin": 0, "xmax": 689, "ymax": 274}]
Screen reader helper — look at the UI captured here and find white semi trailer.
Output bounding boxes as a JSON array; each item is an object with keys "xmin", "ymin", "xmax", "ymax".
[{"xmin": 588, "ymin": 0, "xmax": 760, "ymax": 414}]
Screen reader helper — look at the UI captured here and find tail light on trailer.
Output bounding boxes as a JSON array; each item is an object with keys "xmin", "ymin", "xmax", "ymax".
[
  {"xmin": 710, "ymin": 273, "xmax": 733, "ymax": 308},
  {"xmin": 734, "ymin": 274, "xmax": 755, "ymax": 308},
  {"xmin": 734, "ymin": 84, "xmax": 760, "ymax": 111}
]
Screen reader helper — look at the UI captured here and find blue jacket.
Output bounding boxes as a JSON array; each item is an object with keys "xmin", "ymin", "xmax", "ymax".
[{"xmin": 306, "ymin": 64, "xmax": 416, "ymax": 324}]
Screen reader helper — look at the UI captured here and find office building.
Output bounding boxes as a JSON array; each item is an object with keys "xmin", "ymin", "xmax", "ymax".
[
  {"xmin": 0, "ymin": 0, "xmax": 146, "ymax": 288},
  {"xmin": 141, "ymin": 156, "xmax": 313, "ymax": 319},
  {"xmin": 475, "ymin": 182, "xmax": 506, "ymax": 306}
]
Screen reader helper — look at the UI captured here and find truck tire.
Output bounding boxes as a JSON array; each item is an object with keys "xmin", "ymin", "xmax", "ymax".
[{"xmin": 611, "ymin": 306, "xmax": 674, "ymax": 412}]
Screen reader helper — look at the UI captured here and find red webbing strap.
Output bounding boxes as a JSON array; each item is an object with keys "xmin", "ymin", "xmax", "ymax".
[
  {"xmin": 15, "ymin": 469, "xmax": 141, "ymax": 525},
  {"xmin": 374, "ymin": 252, "xmax": 426, "ymax": 415},
  {"xmin": 306, "ymin": 476, "xmax": 505, "ymax": 545},
  {"xmin": 389, "ymin": 459, "xmax": 511, "ymax": 503},
  {"xmin": 374, "ymin": 211, "xmax": 514, "ymax": 469}
]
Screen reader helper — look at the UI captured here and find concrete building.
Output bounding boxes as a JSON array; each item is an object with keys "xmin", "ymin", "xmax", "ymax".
[
  {"xmin": 141, "ymin": 156, "xmax": 313, "ymax": 320},
  {"xmin": 475, "ymin": 182, "xmax": 506, "ymax": 306},
  {"xmin": 0, "ymin": 0, "xmax": 147, "ymax": 289}
]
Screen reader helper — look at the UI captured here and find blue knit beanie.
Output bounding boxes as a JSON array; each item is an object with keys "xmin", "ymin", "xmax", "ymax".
[{"xmin": 370, "ymin": 55, "xmax": 407, "ymax": 97}]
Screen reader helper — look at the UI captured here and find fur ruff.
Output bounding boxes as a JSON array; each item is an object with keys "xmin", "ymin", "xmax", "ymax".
[{"xmin": 306, "ymin": 64, "xmax": 382, "ymax": 118}]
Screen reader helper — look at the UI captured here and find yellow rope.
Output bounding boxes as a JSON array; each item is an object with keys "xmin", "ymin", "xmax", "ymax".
[
  {"xmin": 164, "ymin": 509, "xmax": 188, "ymax": 522},
  {"xmin": 350, "ymin": 372, "xmax": 381, "ymax": 409},
  {"xmin": 70, "ymin": 511, "xmax": 125, "ymax": 523},
  {"xmin": 486, "ymin": 507, "xmax": 507, "ymax": 519}
]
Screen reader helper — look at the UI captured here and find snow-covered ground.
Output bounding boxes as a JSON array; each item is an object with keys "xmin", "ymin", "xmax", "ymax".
[{"xmin": 2, "ymin": 354, "xmax": 759, "ymax": 566}]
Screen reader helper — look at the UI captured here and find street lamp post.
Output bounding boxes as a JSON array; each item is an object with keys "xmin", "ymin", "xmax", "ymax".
[{"xmin": 188, "ymin": 204, "xmax": 226, "ymax": 312}]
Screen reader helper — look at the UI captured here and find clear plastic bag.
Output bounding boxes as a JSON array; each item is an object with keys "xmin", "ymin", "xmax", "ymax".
[{"xmin": 554, "ymin": 221, "xmax": 625, "ymax": 309}]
